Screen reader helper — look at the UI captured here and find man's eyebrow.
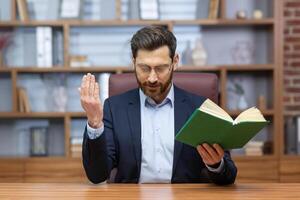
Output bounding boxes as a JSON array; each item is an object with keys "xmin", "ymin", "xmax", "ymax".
[
  {"xmin": 136, "ymin": 63, "xmax": 170, "ymax": 67},
  {"xmin": 156, "ymin": 64, "xmax": 170, "ymax": 67},
  {"xmin": 136, "ymin": 63, "xmax": 150, "ymax": 67}
]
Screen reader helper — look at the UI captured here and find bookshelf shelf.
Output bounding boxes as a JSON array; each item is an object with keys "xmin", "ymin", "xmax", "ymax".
[
  {"xmin": 0, "ymin": 64, "xmax": 274, "ymax": 73},
  {"xmin": 0, "ymin": 112, "xmax": 66, "ymax": 118},
  {"xmin": 173, "ymin": 19, "xmax": 275, "ymax": 26},
  {"xmin": 233, "ymin": 155, "xmax": 276, "ymax": 160},
  {"xmin": 0, "ymin": 19, "xmax": 274, "ymax": 27},
  {"xmin": 224, "ymin": 64, "xmax": 274, "ymax": 71}
]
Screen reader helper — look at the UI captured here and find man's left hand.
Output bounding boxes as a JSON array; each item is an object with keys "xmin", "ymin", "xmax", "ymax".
[{"xmin": 197, "ymin": 143, "xmax": 224, "ymax": 166}]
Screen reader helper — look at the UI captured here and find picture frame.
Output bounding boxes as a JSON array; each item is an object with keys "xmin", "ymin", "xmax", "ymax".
[
  {"xmin": 139, "ymin": 0, "xmax": 160, "ymax": 20},
  {"xmin": 60, "ymin": 0, "xmax": 82, "ymax": 19},
  {"xmin": 30, "ymin": 127, "xmax": 48, "ymax": 156}
]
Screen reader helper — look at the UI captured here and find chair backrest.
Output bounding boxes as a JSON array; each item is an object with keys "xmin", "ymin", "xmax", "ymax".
[{"xmin": 108, "ymin": 72, "xmax": 219, "ymax": 103}]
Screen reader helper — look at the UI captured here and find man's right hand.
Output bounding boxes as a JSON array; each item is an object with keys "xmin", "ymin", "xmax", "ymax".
[{"xmin": 79, "ymin": 73, "xmax": 103, "ymax": 129}]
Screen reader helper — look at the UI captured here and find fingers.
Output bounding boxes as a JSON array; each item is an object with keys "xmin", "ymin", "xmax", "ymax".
[
  {"xmin": 197, "ymin": 143, "xmax": 224, "ymax": 165},
  {"xmin": 80, "ymin": 73, "xmax": 99, "ymax": 99},
  {"xmin": 213, "ymin": 144, "xmax": 224, "ymax": 157},
  {"xmin": 80, "ymin": 75, "xmax": 88, "ymax": 97},
  {"xmin": 197, "ymin": 145, "xmax": 213, "ymax": 164},
  {"xmin": 94, "ymin": 82, "xmax": 100, "ymax": 101},
  {"xmin": 89, "ymin": 74, "xmax": 95, "ymax": 97},
  {"xmin": 203, "ymin": 143, "xmax": 219, "ymax": 160}
]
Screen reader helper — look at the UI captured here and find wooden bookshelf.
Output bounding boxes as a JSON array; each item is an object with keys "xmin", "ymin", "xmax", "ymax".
[{"xmin": 0, "ymin": 0, "xmax": 285, "ymax": 183}]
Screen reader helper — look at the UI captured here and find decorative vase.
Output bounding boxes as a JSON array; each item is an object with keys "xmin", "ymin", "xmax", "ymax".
[
  {"xmin": 192, "ymin": 37, "xmax": 207, "ymax": 66},
  {"xmin": 231, "ymin": 41, "xmax": 254, "ymax": 64},
  {"xmin": 181, "ymin": 40, "xmax": 193, "ymax": 65},
  {"xmin": 237, "ymin": 95, "xmax": 248, "ymax": 110},
  {"xmin": 53, "ymin": 86, "xmax": 68, "ymax": 112}
]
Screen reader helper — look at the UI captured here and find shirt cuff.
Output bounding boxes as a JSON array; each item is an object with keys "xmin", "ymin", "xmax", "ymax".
[
  {"xmin": 86, "ymin": 121, "xmax": 104, "ymax": 140},
  {"xmin": 205, "ymin": 158, "xmax": 224, "ymax": 173}
]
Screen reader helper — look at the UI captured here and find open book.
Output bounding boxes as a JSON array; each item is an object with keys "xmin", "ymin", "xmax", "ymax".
[{"xmin": 175, "ymin": 99, "xmax": 268, "ymax": 150}]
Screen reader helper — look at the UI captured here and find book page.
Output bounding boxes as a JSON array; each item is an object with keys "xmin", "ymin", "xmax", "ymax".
[
  {"xmin": 199, "ymin": 99, "xmax": 233, "ymax": 123},
  {"xmin": 234, "ymin": 107, "xmax": 267, "ymax": 124}
]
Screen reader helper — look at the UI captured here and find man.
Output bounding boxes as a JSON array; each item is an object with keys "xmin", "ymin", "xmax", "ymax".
[{"xmin": 80, "ymin": 26, "xmax": 237, "ymax": 184}]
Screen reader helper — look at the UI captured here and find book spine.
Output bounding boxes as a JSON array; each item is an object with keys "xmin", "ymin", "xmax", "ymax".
[
  {"xmin": 36, "ymin": 27, "xmax": 45, "ymax": 67},
  {"xmin": 44, "ymin": 27, "xmax": 53, "ymax": 67},
  {"xmin": 297, "ymin": 117, "xmax": 300, "ymax": 154}
]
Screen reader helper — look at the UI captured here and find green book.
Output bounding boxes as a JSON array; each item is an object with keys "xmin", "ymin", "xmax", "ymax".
[{"xmin": 175, "ymin": 99, "xmax": 269, "ymax": 150}]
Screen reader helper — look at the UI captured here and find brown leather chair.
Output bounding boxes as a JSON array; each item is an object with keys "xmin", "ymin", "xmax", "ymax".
[
  {"xmin": 109, "ymin": 72, "xmax": 219, "ymax": 104},
  {"xmin": 107, "ymin": 72, "xmax": 219, "ymax": 182}
]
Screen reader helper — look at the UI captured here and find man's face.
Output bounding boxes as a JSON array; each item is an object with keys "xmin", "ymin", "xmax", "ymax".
[{"xmin": 133, "ymin": 46, "xmax": 178, "ymax": 103}]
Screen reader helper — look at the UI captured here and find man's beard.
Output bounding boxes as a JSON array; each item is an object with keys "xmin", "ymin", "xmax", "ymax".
[{"xmin": 135, "ymin": 67, "xmax": 173, "ymax": 101}]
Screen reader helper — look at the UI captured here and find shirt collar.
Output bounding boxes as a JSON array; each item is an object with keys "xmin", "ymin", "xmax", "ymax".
[{"xmin": 139, "ymin": 83, "xmax": 174, "ymax": 108}]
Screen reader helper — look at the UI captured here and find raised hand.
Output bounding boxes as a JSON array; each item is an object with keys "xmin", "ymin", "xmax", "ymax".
[{"xmin": 79, "ymin": 73, "xmax": 103, "ymax": 128}]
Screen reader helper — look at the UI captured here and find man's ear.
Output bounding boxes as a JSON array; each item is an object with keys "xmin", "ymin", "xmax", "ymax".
[
  {"xmin": 132, "ymin": 57, "xmax": 135, "ymax": 69},
  {"xmin": 173, "ymin": 53, "xmax": 179, "ymax": 71}
]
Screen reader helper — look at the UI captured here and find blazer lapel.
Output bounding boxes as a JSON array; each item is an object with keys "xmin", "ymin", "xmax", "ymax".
[
  {"xmin": 172, "ymin": 86, "xmax": 193, "ymax": 177},
  {"xmin": 127, "ymin": 89, "xmax": 142, "ymax": 177}
]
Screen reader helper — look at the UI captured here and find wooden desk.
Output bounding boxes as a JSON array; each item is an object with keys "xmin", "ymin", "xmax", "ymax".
[{"xmin": 0, "ymin": 183, "xmax": 299, "ymax": 199}]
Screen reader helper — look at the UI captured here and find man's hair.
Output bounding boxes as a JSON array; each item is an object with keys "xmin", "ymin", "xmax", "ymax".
[{"xmin": 130, "ymin": 26, "xmax": 177, "ymax": 60}]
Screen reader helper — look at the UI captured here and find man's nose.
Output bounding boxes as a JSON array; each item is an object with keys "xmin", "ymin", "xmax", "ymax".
[{"xmin": 147, "ymin": 69, "xmax": 158, "ymax": 83}]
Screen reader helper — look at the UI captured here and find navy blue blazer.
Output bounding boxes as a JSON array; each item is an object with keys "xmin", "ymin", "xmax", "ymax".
[{"xmin": 82, "ymin": 85, "xmax": 237, "ymax": 184}]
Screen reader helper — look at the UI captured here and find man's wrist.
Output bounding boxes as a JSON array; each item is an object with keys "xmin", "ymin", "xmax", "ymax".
[
  {"xmin": 206, "ymin": 158, "xmax": 224, "ymax": 173},
  {"xmin": 207, "ymin": 161, "xmax": 221, "ymax": 169},
  {"xmin": 88, "ymin": 120, "xmax": 103, "ymax": 129}
]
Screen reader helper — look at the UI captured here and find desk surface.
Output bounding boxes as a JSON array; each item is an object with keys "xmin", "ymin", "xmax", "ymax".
[{"xmin": 0, "ymin": 183, "xmax": 299, "ymax": 199}]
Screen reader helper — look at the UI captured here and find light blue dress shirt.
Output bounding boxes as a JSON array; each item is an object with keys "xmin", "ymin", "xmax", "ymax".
[{"xmin": 86, "ymin": 84, "xmax": 224, "ymax": 183}]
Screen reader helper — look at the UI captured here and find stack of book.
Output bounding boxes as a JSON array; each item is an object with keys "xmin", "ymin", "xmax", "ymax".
[
  {"xmin": 70, "ymin": 137, "xmax": 82, "ymax": 158},
  {"xmin": 244, "ymin": 141, "xmax": 264, "ymax": 156},
  {"xmin": 69, "ymin": 55, "xmax": 90, "ymax": 67}
]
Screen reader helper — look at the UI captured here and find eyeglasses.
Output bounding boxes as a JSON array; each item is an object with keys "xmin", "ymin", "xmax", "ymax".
[{"xmin": 136, "ymin": 65, "xmax": 172, "ymax": 76}]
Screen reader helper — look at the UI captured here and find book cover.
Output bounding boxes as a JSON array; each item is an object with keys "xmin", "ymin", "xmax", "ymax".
[
  {"xmin": 208, "ymin": 0, "xmax": 219, "ymax": 19},
  {"xmin": 16, "ymin": 0, "xmax": 29, "ymax": 21},
  {"xmin": 175, "ymin": 101, "xmax": 268, "ymax": 150}
]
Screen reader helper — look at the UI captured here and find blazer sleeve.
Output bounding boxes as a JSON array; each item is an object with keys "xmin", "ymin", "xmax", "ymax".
[
  {"xmin": 207, "ymin": 150, "xmax": 237, "ymax": 185},
  {"xmin": 82, "ymin": 99, "xmax": 117, "ymax": 184}
]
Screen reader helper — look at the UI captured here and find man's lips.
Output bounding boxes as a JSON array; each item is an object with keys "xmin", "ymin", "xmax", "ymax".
[{"xmin": 147, "ymin": 85, "xmax": 159, "ymax": 89}]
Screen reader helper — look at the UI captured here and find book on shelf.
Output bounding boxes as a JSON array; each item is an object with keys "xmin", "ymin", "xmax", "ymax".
[
  {"xmin": 17, "ymin": 87, "xmax": 31, "ymax": 112},
  {"xmin": 69, "ymin": 55, "xmax": 90, "ymax": 67},
  {"xmin": 71, "ymin": 144, "xmax": 82, "ymax": 158},
  {"xmin": 175, "ymin": 98, "xmax": 268, "ymax": 150},
  {"xmin": 48, "ymin": 0, "xmax": 60, "ymax": 20},
  {"xmin": 16, "ymin": 0, "xmax": 29, "ymax": 21},
  {"xmin": 139, "ymin": 0, "xmax": 160, "ymax": 20},
  {"xmin": 36, "ymin": 27, "xmax": 53, "ymax": 67},
  {"xmin": 285, "ymin": 117, "xmax": 298, "ymax": 154},
  {"xmin": 30, "ymin": 126, "xmax": 48, "ymax": 157},
  {"xmin": 297, "ymin": 117, "xmax": 300, "ymax": 154},
  {"xmin": 98, "ymin": 73, "xmax": 110, "ymax": 103},
  {"xmin": 70, "ymin": 137, "xmax": 82, "ymax": 158},
  {"xmin": 60, "ymin": 0, "xmax": 82, "ymax": 19},
  {"xmin": 244, "ymin": 141, "xmax": 264, "ymax": 156},
  {"xmin": 71, "ymin": 137, "xmax": 83, "ymax": 145},
  {"xmin": 208, "ymin": 0, "xmax": 219, "ymax": 19}
]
